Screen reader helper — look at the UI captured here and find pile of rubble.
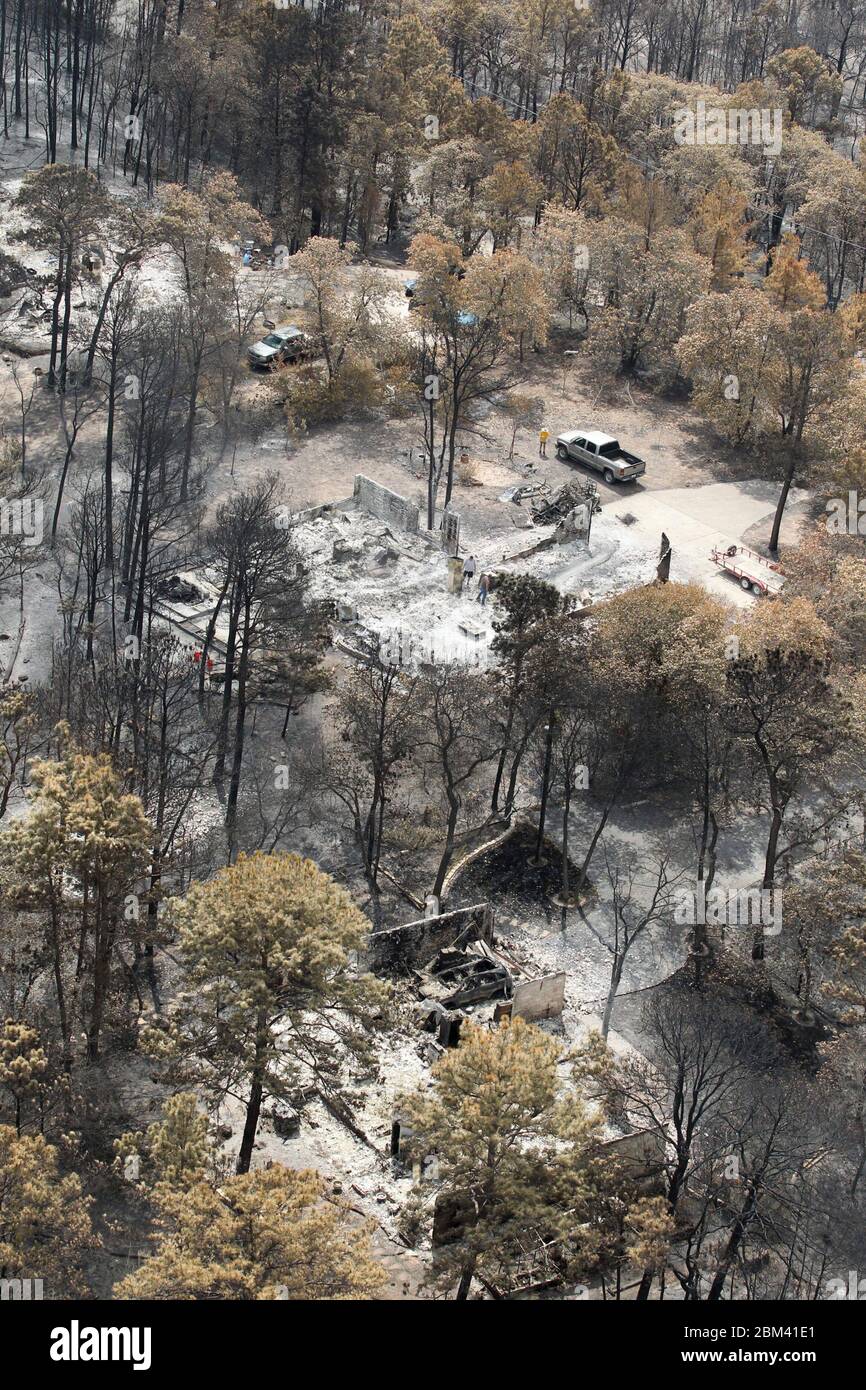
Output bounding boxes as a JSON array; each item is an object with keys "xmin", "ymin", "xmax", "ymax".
[
  {"xmin": 501, "ymin": 479, "xmax": 601, "ymax": 528},
  {"xmin": 529, "ymin": 480, "xmax": 601, "ymax": 528},
  {"xmin": 367, "ymin": 899, "xmax": 566, "ymax": 1064},
  {"xmin": 294, "ymin": 500, "xmax": 497, "ymax": 669}
]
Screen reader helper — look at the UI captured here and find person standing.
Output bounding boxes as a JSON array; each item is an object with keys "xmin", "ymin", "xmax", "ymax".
[
  {"xmin": 539, "ymin": 427, "xmax": 549, "ymax": 457},
  {"xmin": 477, "ymin": 573, "xmax": 490, "ymax": 606},
  {"xmin": 461, "ymin": 554, "xmax": 477, "ymax": 590}
]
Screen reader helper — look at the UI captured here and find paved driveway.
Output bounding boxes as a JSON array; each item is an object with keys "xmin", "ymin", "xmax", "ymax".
[{"xmin": 602, "ymin": 479, "xmax": 808, "ymax": 605}]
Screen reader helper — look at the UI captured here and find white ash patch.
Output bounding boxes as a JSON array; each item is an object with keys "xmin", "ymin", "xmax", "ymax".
[{"xmin": 295, "ymin": 503, "xmax": 658, "ymax": 671}]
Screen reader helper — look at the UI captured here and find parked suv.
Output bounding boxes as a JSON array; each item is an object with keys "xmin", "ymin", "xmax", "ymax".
[{"xmin": 247, "ymin": 325, "xmax": 315, "ymax": 370}]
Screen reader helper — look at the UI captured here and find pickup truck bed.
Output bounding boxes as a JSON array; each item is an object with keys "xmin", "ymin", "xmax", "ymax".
[{"xmin": 615, "ymin": 448, "xmax": 643, "ymax": 468}]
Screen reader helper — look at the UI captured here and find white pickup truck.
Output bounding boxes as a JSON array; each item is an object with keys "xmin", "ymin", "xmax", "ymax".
[{"xmin": 555, "ymin": 430, "xmax": 646, "ymax": 484}]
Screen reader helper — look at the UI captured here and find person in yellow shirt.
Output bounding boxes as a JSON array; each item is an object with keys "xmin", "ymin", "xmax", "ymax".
[{"xmin": 539, "ymin": 427, "xmax": 549, "ymax": 457}]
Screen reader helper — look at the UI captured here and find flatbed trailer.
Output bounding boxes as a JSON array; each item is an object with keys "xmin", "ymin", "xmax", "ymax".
[{"xmin": 709, "ymin": 544, "xmax": 785, "ymax": 597}]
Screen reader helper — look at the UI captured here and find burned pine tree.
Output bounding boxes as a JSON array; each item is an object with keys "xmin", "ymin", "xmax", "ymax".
[
  {"xmin": 201, "ymin": 476, "xmax": 327, "ymax": 857},
  {"xmin": 326, "ymin": 659, "xmax": 420, "ymax": 925},
  {"xmin": 488, "ymin": 573, "xmax": 563, "ymax": 817},
  {"xmin": 415, "ymin": 662, "xmax": 499, "ymax": 900}
]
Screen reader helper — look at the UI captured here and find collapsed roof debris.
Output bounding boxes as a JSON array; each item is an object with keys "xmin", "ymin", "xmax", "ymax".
[
  {"xmin": 387, "ymin": 1111, "xmax": 667, "ymax": 1296},
  {"xmin": 367, "ymin": 902, "xmax": 495, "ymax": 974},
  {"xmin": 527, "ymin": 479, "xmax": 602, "ymax": 529},
  {"xmin": 422, "ymin": 940, "xmax": 512, "ymax": 1010},
  {"xmin": 367, "ymin": 899, "xmax": 566, "ymax": 1073},
  {"xmin": 147, "ymin": 568, "xmax": 233, "ymax": 674}
]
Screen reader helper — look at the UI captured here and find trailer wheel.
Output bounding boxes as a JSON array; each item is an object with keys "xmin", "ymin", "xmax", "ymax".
[
  {"xmin": 752, "ymin": 582, "xmax": 765, "ymax": 597},
  {"xmin": 740, "ymin": 576, "xmax": 751, "ymax": 590}
]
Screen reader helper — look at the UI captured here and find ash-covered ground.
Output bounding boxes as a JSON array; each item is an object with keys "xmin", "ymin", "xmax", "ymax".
[{"xmin": 294, "ymin": 495, "xmax": 658, "ymax": 670}]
